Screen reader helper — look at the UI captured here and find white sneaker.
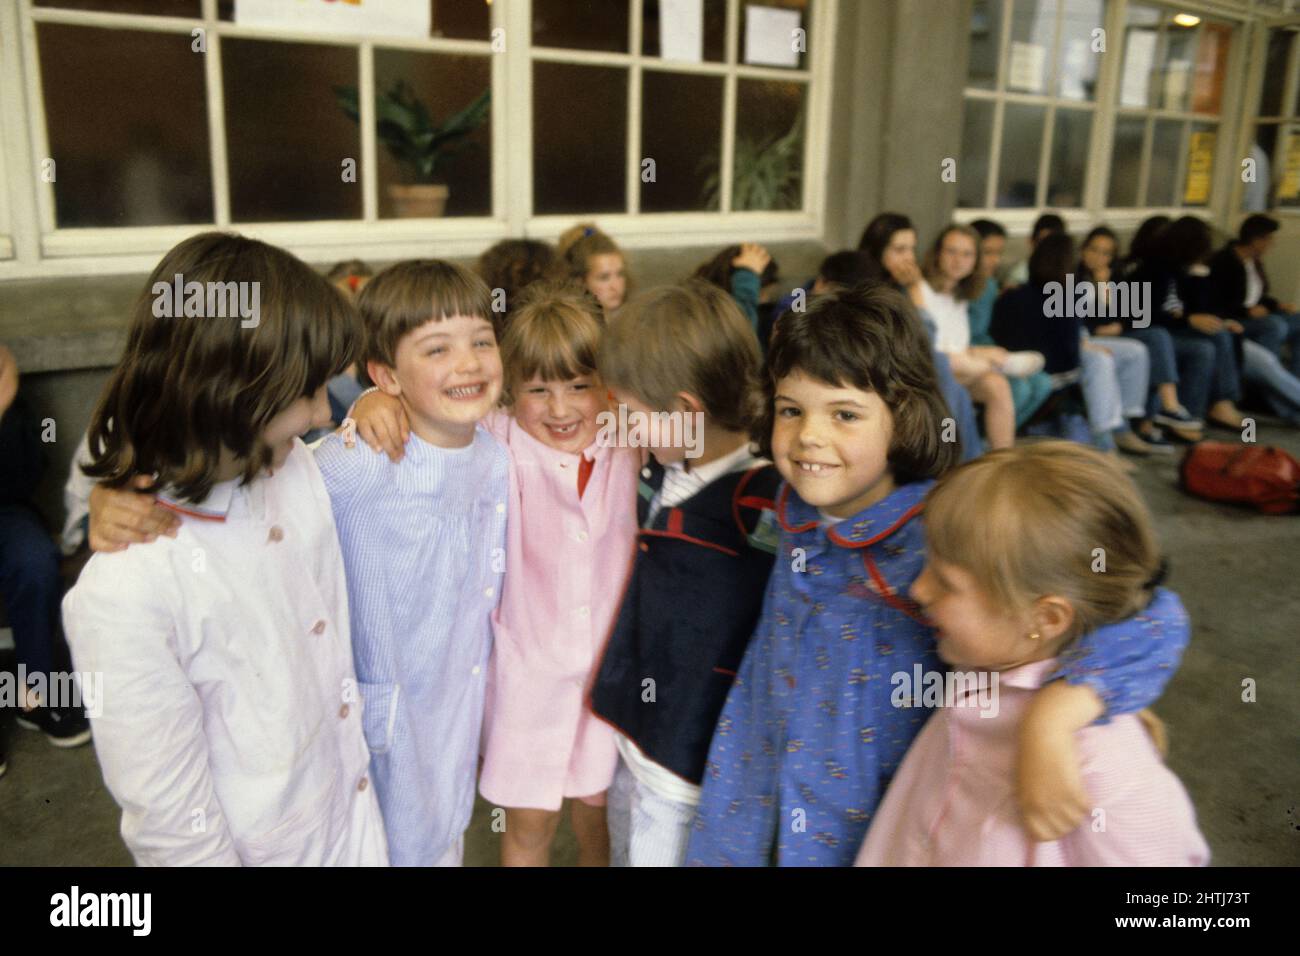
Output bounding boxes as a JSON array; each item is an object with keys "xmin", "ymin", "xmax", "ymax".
[{"xmin": 999, "ymin": 351, "xmax": 1046, "ymax": 378}]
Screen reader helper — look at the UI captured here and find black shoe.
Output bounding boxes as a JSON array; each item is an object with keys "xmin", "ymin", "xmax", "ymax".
[
  {"xmin": 16, "ymin": 706, "xmax": 92, "ymax": 748},
  {"xmin": 1154, "ymin": 406, "xmax": 1204, "ymax": 430},
  {"xmin": 1134, "ymin": 425, "xmax": 1177, "ymax": 456}
]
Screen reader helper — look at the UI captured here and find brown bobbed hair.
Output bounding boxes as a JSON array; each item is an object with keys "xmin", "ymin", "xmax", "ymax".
[
  {"xmin": 357, "ymin": 259, "xmax": 494, "ymax": 370},
  {"xmin": 598, "ymin": 280, "xmax": 763, "ymax": 432},
  {"xmin": 499, "ymin": 281, "xmax": 605, "ymax": 406},
  {"xmin": 924, "ymin": 441, "xmax": 1162, "ymax": 642},
  {"xmin": 922, "ymin": 224, "xmax": 984, "ymax": 302},
  {"xmin": 759, "ymin": 283, "xmax": 958, "ymax": 482},
  {"xmin": 83, "ymin": 231, "xmax": 358, "ymax": 503}
]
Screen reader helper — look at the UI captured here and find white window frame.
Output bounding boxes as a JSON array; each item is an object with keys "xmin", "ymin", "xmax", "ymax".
[
  {"xmin": 1240, "ymin": 11, "xmax": 1300, "ymax": 214},
  {"xmin": 956, "ymin": 0, "xmax": 1256, "ymax": 237},
  {"xmin": 0, "ymin": 0, "xmax": 835, "ymax": 280}
]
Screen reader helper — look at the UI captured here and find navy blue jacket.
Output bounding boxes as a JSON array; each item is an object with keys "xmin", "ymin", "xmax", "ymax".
[{"xmin": 590, "ymin": 458, "xmax": 782, "ymax": 785}]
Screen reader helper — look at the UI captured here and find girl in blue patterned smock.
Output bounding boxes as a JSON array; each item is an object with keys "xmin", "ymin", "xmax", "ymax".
[{"xmin": 686, "ymin": 284, "xmax": 1190, "ymax": 866}]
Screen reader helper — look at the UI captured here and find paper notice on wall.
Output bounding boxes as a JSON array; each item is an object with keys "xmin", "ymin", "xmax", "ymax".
[
  {"xmin": 1007, "ymin": 41, "xmax": 1045, "ymax": 94},
  {"xmin": 1120, "ymin": 31, "xmax": 1157, "ymax": 107},
  {"xmin": 660, "ymin": 0, "xmax": 704, "ymax": 63},
  {"xmin": 1163, "ymin": 60, "xmax": 1190, "ymax": 109},
  {"xmin": 1278, "ymin": 134, "xmax": 1300, "ymax": 202},
  {"xmin": 744, "ymin": 6, "xmax": 802, "ymax": 68},
  {"xmin": 1183, "ymin": 130, "xmax": 1216, "ymax": 205},
  {"xmin": 234, "ymin": 0, "xmax": 430, "ymax": 39}
]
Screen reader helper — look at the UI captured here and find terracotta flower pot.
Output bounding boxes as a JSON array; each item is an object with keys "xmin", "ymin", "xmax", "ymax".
[{"xmin": 386, "ymin": 183, "xmax": 449, "ymax": 218}]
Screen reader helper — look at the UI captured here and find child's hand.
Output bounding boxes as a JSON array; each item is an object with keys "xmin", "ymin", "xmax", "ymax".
[
  {"xmin": 1016, "ymin": 680, "xmax": 1104, "ymax": 842},
  {"xmin": 731, "ymin": 243, "xmax": 771, "ymax": 276},
  {"xmin": 1188, "ymin": 313, "xmax": 1224, "ymax": 335},
  {"xmin": 1136, "ymin": 708, "xmax": 1168, "ymax": 757},
  {"xmin": 88, "ymin": 476, "xmax": 181, "ymax": 553},
  {"xmin": 350, "ymin": 389, "xmax": 409, "ymax": 463},
  {"xmin": 891, "ymin": 259, "xmax": 923, "ymax": 290}
]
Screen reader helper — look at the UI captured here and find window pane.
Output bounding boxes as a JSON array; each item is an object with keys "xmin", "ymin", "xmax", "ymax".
[
  {"xmin": 533, "ymin": 63, "xmax": 627, "ymax": 215},
  {"xmin": 1118, "ymin": 3, "xmax": 1161, "ymax": 108},
  {"xmin": 967, "ymin": 0, "xmax": 1003, "ymax": 91},
  {"xmin": 1191, "ymin": 22, "xmax": 1231, "ymax": 115},
  {"xmin": 1056, "ymin": 0, "xmax": 1104, "ymax": 101},
  {"xmin": 1107, "ymin": 115, "xmax": 1146, "ymax": 207},
  {"xmin": 741, "ymin": 0, "xmax": 812, "ymax": 71},
  {"xmin": 429, "ymin": 0, "xmax": 492, "ymax": 40},
  {"xmin": 37, "ymin": 24, "xmax": 211, "ymax": 228},
  {"xmin": 1047, "ymin": 107, "xmax": 1090, "ymax": 207},
  {"xmin": 1182, "ymin": 124, "xmax": 1215, "ymax": 208},
  {"xmin": 640, "ymin": 71, "xmax": 723, "ymax": 212},
  {"xmin": 1243, "ymin": 123, "xmax": 1279, "ymax": 212},
  {"xmin": 732, "ymin": 79, "xmax": 805, "ymax": 210},
  {"xmin": 1146, "ymin": 118, "xmax": 1184, "ymax": 207},
  {"xmin": 223, "ymin": 39, "xmax": 360, "ymax": 222},
  {"xmin": 373, "ymin": 50, "xmax": 491, "ymax": 218},
  {"xmin": 533, "ymin": 0, "xmax": 629, "ymax": 53},
  {"xmin": 1277, "ymin": 124, "xmax": 1300, "ymax": 209},
  {"xmin": 996, "ymin": 102, "xmax": 1045, "ymax": 207},
  {"xmin": 1006, "ymin": 0, "xmax": 1054, "ymax": 95},
  {"xmin": 642, "ymin": 0, "xmax": 726, "ymax": 62},
  {"xmin": 1157, "ymin": 21, "xmax": 1196, "ymax": 112},
  {"xmin": 958, "ymin": 98, "xmax": 994, "ymax": 208},
  {"xmin": 35, "ymin": 0, "xmax": 199, "ymax": 14},
  {"xmin": 1258, "ymin": 29, "xmax": 1292, "ymax": 118}
]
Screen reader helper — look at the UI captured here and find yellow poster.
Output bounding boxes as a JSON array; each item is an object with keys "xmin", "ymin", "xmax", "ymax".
[
  {"xmin": 1279, "ymin": 134, "xmax": 1300, "ymax": 202},
  {"xmin": 1183, "ymin": 131, "xmax": 1215, "ymax": 205}
]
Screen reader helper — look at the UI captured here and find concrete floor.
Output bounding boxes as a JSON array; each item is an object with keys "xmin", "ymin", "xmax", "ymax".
[{"xmin": 2, "ymin": 421, "xmax": 1298, "ymax": 867}]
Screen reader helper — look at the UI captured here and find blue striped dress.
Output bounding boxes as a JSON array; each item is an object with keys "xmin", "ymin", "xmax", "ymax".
[{"xmin": 314, "ymin": 428, "xmax": 509, "ymax": 866}]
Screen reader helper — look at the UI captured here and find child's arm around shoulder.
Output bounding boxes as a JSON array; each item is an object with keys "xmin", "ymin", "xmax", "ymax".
[
  {"xmin": 64, "ymin": 560, "xmax": 241, "ymax": 866},
  {"xmin": 1017, "ymin": 588, "xmax": 1192, "ymax": 841}
]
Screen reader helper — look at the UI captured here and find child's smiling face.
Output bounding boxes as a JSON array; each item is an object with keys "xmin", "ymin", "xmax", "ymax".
[
  {"xmin": 513, "ymin": 373, "xmax": 608, "ymax": 454},
  {"xmin": 771, "ymin": 370, "xmax": 896, "ymax": 518},
  {"xmin": 377, "ymin": 313, "xmax": 503, "ymax": 447}
]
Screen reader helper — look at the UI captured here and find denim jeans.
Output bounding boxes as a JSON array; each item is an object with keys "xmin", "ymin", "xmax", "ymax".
[
  {"xmin": 1171, "ymin": 328, "xmax": 1239, "ymax": 416},
  {"xmin": 1121, "ymin": 325, "xmax": 1182, "ymax": 418},
  {"xmin": 1242, "ymin": 337, "xmax": 1300, "ymax": 422},
  {"xmin": 1243, "ymin": 312, "xmax": 1300, "ymax": 379},
  {"xmin": 1080, "ymin": 337, "xmax": 1149, "ymax": 438},
  {"xmin": 0, "ymin": 504, "xmax": 64, "ymax": 687}
]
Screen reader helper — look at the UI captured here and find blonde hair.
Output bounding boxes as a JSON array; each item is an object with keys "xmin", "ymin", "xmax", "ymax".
[
  {"xmin": 924, "ymin": 441, "xmax": 1162, "ymax": 641},
  {"xmin": 499, "ymin": 281, "xmax": 605, "ymax": 406},
  {"xmin": 557, "ymin": 222, "xmax": 627, "ymax": 283},
  {"xmin": 598, "ymin": 280, "xmax": 763, "ymax": 432}
]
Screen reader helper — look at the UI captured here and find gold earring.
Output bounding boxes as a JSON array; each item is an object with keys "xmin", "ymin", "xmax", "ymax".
[{"xmin": 1029, "ymin": 632, "xmax": 1041, "ymax": 641}]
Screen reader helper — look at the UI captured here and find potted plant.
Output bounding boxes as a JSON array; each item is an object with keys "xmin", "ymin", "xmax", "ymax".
[
  {"xmin": 335, "ymin": 80, "xmax": 490, "ymax": 218},
  {"xmin": 700, "ymin": 111, "xmax": 803, "ymax": 211}
]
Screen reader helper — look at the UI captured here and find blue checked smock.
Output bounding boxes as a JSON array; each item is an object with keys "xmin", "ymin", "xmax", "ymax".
[
  {"xmin": 687, "ymin": 479, "xmax": 1189, "ymax": 867},
  {"xmin": 315, "ymin": 428, "xmax": 509, "ymax": 866}
]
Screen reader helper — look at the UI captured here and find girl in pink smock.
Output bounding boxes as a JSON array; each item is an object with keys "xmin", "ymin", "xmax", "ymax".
[
  {"xmin": 350, "ymin": 284, "xmax": 639, "ymax": 866},
  {"xmin": 856, "ymin": 442, "xmax": 1209, "ymax": 867}
]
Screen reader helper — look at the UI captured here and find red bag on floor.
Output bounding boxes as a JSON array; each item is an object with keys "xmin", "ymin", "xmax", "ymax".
[{"xmin": 1179, "ymin": 442, "xmax": 1300, "ymax": 515}]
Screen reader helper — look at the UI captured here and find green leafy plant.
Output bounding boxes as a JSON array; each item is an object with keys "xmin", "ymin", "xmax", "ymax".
[
  {"xmin": 334, "ymin": 80, "xmax": 490, "ymax": 184},
  {"xmin": 701, "ymin": 112, "xmax": 803, "ymax": 211}
]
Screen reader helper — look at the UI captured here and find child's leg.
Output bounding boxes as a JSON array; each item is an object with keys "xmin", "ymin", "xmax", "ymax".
[
  {"xmin": 501, "ymin": 807, "xmax": 562, "ymax": 867},
  {"xmin": 569, "ymin": 793, "xmax": 611, "ymax": 867},
  {"xmin": 1079, "ymin": 346, "xmax": 1123, "ymax": 443},
  {"xmin": 966, "ymin": 370, "xmax": 1016, "ymax": 449}
]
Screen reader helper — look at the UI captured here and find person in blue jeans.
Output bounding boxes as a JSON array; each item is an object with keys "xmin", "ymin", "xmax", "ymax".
[
  {"xmin": 1209, "ymin": 214, "xmax": 1300, "ymax": 379},
  {"xmin": 1130, "ymin": 218, "xmax": 1247, "ymax": 430},
  {"xmin": 0, "ymin": 344, "xmax": 92, "ymax": 777}
]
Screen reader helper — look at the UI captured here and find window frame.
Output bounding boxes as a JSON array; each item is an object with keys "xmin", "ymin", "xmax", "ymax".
[
  {"xmin": 0, "ymin": 0, "xmax": 836, "ymax": 279},
  {"xmin": 956, "ymin": 0, "xmax": 1256, "ymax": 236}
]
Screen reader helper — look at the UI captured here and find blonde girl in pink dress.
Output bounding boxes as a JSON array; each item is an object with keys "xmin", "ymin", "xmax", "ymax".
[{"xmin": 350, "ymin": 283, "xmax": 640, "ymax": 865}]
